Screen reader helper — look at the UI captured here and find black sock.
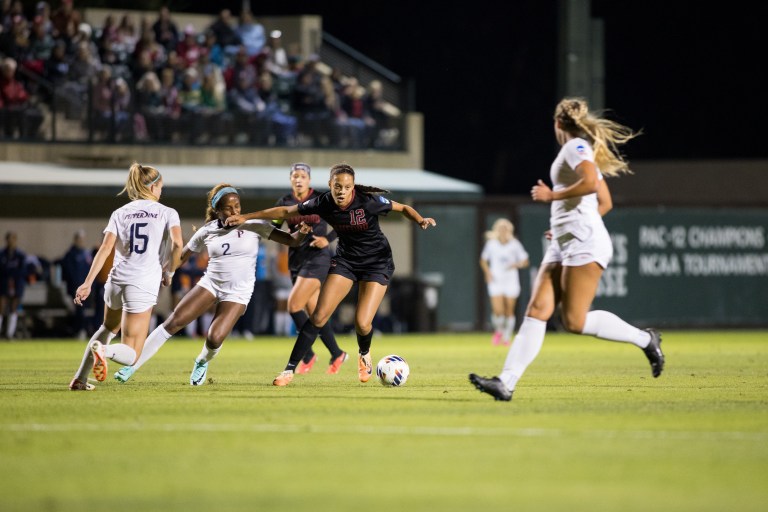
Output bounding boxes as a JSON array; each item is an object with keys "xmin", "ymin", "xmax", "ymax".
[
  {"xmin": 286, "ymin": 321, "xmax": 321, "ymax": 370},
  {"xmin": 290, "ymin": 311, "xmax": 315, "ymax": 363},
  {"xmin": 357, "ymin": 329, "xmax": 373, "ymax": 356},
  {"xmin": 290, "ymin": 310, "xmax": 309, "ymax": 331},
  {"xmin": 319, "ymin": 322, "xmax": 343, "ymax": 360}
]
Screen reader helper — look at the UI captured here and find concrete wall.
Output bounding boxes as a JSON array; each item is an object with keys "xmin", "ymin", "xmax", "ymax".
[{"xmin": 0, "ymin": 113, "xmax": 424, "ymax": 170}]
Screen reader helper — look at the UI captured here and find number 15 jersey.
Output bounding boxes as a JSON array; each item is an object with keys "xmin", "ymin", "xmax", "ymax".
[{"xmin": 106, "ymin": 199, "xmax": 181, "ymax": 293}]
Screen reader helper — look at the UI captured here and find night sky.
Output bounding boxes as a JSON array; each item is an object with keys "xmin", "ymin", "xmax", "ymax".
[{"xmin": 144, "ymin": 1, "xmax": 768, "ymax": 194}]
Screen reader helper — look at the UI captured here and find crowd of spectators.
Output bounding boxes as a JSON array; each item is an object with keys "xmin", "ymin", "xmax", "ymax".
[{"xmin": 0, "ymin": 1, "xmax": 402, "ymax": 148}]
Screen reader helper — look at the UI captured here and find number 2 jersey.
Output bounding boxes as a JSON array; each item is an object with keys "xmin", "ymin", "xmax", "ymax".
[
  {"xmin": 105, "ymin": 199, "xmax": 181, "ymax": 292},
  {"xmin": 186, "ymin": 219, "xmax": 275, "ymax": 287},
  {"xmin": 297, "ymin": 189, "xmax": 393, "ymax": 267}
]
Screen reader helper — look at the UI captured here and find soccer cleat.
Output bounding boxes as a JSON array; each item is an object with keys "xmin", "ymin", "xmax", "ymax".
[
  {"xmin": 468, "ymin": 373, "xmax": 513, "ymax": 401},
  {"xmin": 114, "ymin": 366, "xmax": 135, "ymax": 383},
  {"xmin": 358, "ymin": 352, "xmax": 372, "ymax": 383},
  {"xmin": 69, "ymin": 378, "xmax": 95, "ymax": 391},
  {"xmin": 642, "ymin": 328, "xmax": 665, "ymax": 378},
  {"xmin": 491, "ymin": 332, "xmax": 502, "ymax": 346},
  {"xmin": 296, "ymin": 353, "xmax": 318, "ymax": 374},
  {"xmin": 326, "ymin": 351, "xmax": 348, "ymax": 374},
  {"xmin": 90, "ymin": 341, "xmax": 108, "ymax": 382},
  {"xmin": 273, "ymin": 370, "xmax": 294, "ymax": 386},
  {"xmin": 190, "ymin": 359, "xmax": 209, "ymax": 386}
]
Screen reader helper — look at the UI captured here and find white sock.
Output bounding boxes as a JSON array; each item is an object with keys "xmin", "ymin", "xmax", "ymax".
[
  {"xmin": 74, "ymin": 342, "xmax": 95, "ymax": 382},
  {"xmin": 6, "ymin": 313, "xmax": 17, "ymax": 338},
  {"xmin": 499, "ymin": 317, "xmax": 547, "ymax": 390},
  {"xmin": 197, "ymin": 343, "xmax": 221, "ymax": 363},
  {"xmin": 491, "ymin": 314, "xmax": 504, "ymax": 333},
  {"xmin": 106, "ymin": 344, "xmax": 137, "ymax": 365},
  {"xmin": 91, "ymin": 325, "xmax": 117, "ymax": 345},
  {"xmin": 502, "ymin": 315, "xmax": 516, "ymax": 341},
  {"xmin": 132, "ymin": 325, "xmax": 173, "ymax": 371},
  {"xmin": 581, "ymin": 310, "xmax": 650, "ymax": 348}
]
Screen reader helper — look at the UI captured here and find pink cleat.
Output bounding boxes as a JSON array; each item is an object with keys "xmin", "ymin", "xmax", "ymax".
[
  {"xmin": 491, "ymin": 332, "xmax": 502, "ymax": 346},
  {"xmin": 358, "ymin": 353, "xmax": 372, "ymax": 383},
  {"xmin": 326, "ymin": 351, "xmax": 348, "ymax": 374},
  {"xmin": 296, "ymin": 354, "xmax": 317, "ymax": 374}
]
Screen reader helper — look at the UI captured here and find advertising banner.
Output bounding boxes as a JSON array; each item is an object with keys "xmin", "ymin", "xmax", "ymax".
[{"xmin": 518, "ymin": 205, "xmax": 768, "ymax": 327}]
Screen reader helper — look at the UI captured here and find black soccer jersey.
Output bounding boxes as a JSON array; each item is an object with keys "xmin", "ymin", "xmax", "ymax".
[
  {"xmin": 273, "ymin": 189, "xmax": 336, "ymax": 273},
  {"xmin": 297, "ymin": 189, "xmax": 393, "ymax": 265}
]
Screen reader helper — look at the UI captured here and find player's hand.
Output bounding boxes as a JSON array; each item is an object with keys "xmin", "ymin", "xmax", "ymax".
[
  {"xmin": 224, "ymin": 214, "xmax": 245, "ymax": 227},
  {"xmin": 544, "ymin": 230, "xmax": 553, "ymax": 240},
  {"xmin": 419, "ymin": 218, "xmax": 436, "ymax": 230},
  {"xmin": 161, "ymin": 272, "xmax": 174, "ymax": 287},
  {"xmin": 74, "ymin": 284, "xmax": 91, "ymax": 306},
  {"xmin": 309, "ymin": 235, "xmax": 328, "ymax": 248},
  {"xmin": 531, "ymin": 180, "xmax": 554, "ymax": 203},
  {"xmin": 297, "ymin": 221, "xmax": 313, "ymax": 235}
]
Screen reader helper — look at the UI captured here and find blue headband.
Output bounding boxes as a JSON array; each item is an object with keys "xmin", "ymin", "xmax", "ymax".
[
  {"xmin": 211, "ymin": 187, "xmax": 238, "ymax": 209},
  {"xmin": 144, "ymin": 173, "xmax": 161, "ymax": 186}
]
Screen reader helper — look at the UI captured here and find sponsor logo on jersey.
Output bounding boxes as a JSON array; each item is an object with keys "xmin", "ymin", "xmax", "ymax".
[
  {"xmin": 576, "ymin": 144, "xmax": 587, "ymax": 154},
  {"xmin": 124, "ymin": 210, "xmax": 159, "ymax": 219}
]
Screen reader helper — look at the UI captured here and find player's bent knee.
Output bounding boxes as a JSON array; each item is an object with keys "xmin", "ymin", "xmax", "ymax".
[
  {"xmin": 310, "ymin": 311, "xmax": 332, "ymax": 328},
  {"xmin": 560, "ymin": 314, "xmax": 585, "ymax": 333},
  {"xmin": 355, "ymin": 322, "xmax": 373, "ymax": 335}
]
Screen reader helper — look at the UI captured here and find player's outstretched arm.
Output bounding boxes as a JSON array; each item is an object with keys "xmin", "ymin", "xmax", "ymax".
[
  {"xmin": 391, "ymin": 201, "xmax": 436, "ymax": 230},
  {"xmin": 268, "ymin": 221, "xmax": 311, "ymax": 247},
  {"xmin": 225, "ymin": 205, "xmax": 299, "ymax": 227}
]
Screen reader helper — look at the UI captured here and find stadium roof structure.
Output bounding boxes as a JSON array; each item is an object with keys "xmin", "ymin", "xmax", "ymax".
[{"xmin": 0, "ymin": 162, "xmax": 482, "ymax": 200}]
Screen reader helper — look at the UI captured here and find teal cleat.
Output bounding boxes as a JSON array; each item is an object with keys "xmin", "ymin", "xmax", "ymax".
[
  {"xmin": 114, "ymin": 366, "xmax": 135, "ymax": 383},
  {"xmin": 190, "ymin": 360, "xmax": 209, "ymax": 386}
]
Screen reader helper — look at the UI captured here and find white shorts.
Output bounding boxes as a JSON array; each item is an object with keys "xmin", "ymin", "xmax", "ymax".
[
  {"xmin": 196, "ymin": 274, "xmax": 254, "ymax": 306},
  {"xmin": 487, "ymin": 280, "xmax": 521, "ymax": 298},
  {"xmin": 541, "ymin": 223, "xmax": 613, "ymax": 269},
  {"xmin": 104, "ymin": 282, "xmax": 158, "ymax": 313}
]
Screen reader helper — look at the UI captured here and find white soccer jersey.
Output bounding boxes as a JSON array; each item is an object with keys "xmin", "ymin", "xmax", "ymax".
[
  {"xmin": 187, "ymin": 219, "xmax": 274, "ymax": 284},
  {"xmin": 106, "ymin": 199, "xmax": 181, "ymax": 292},
  {"xmin": 481, "ymin": 238, "xmax": 529, "ymax": 283},
  {"xmin": 549, "ymin": 137, "xmax": 605, "ymax": 239}
]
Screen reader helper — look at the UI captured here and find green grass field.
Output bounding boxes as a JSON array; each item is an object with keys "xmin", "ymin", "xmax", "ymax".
[{"xmin": 1, "ymin": 331, "xmax": 767, "ymax": 512}]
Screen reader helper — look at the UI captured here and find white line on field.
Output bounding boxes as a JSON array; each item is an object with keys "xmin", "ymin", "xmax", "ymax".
[{"xmin": 2, "ymin": 423, "xmax": 766, "ymax": 441}]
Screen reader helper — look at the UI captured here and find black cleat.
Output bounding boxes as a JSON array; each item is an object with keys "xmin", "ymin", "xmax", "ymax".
[
  {"xmin": 642, "ymin": 328, "xmax": 665, "ymax": 378},
  {"xmin": 469, "ymin": 373, "xmax": 513, "ymax": 401}
]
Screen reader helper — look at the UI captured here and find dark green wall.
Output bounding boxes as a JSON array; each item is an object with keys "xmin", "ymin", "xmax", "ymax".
[{"xmin": 517, "ymin": 205, "xmax": 768, "ymax": 328}]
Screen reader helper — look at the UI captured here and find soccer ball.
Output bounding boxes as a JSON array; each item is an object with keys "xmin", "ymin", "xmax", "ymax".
[{"xmin": 376, "ymin": 354, "xmax": 409, "ymax": 387}]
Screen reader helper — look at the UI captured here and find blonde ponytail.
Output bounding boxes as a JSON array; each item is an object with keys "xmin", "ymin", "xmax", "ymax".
[
  {"xmin": 555, "ymin": 98, "xmax": 640, "ymax": 176},
  {"xmin": 119, "ymin": 162, "xmax": 162, "ymax": 200}
]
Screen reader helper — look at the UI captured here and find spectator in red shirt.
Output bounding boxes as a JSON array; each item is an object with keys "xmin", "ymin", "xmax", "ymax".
[{"xmin": 0, "ymin": 57, "xmax": 43, "ymax": 139}]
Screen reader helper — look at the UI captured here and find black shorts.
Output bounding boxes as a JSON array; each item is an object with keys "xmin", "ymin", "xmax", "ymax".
[
  {"xmin": 291, "ymin": 260, "xmax": 331, "ymax": 284},
  {"xmin": 329, "ymin": 256, "xmax": 395, "ymax": 286},
  {"xmin": 290, "ymin": 251, "xmax": 331, "ymax": 284}
]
